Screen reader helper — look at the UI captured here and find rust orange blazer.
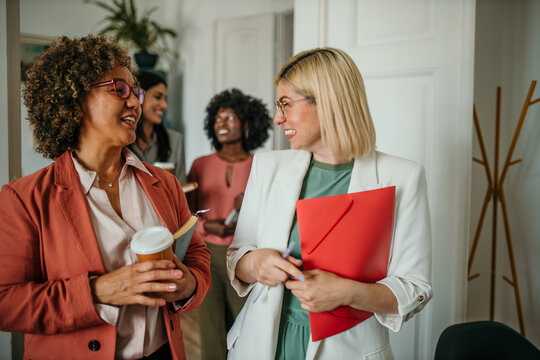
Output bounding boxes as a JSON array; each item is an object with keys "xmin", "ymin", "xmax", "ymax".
[{"xmin": 0, "ymin": 151, "xmax": 211, "ymax": 360}]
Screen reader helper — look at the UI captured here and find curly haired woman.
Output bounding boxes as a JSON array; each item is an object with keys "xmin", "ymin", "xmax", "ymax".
[
  {"xmin": 0, "ymin": 34, "xmax": 211, "ymax": 360},
  {"xmin": 187, "ymin": 88, "xmax": 272, "ymax": 360}
]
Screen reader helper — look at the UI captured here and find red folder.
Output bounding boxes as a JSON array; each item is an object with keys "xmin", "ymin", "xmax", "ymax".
[{"xmin": 296, "ymin": 186, "xmax": 395, "ymax": 341}]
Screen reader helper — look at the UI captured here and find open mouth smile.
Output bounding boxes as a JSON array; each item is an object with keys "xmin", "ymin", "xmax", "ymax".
[{"xmin": 121, "ymin": 116, "xmax": 136, "ymax": 127}]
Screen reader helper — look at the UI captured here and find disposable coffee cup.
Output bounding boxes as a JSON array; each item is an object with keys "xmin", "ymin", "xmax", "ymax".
[
  {"xmin": 131, "ymin": 226, "xmax": 174, "ymax": 262},
  {"xmin": 153, "ymin": 162, "xmax": 175, "ymax": 174}
]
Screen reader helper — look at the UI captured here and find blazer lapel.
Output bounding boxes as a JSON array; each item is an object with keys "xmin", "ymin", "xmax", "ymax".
[
  {"xmin": 348, "ymin": 151, "xmax": 381, "ymax": 193},
  {"xmin": 134, "ymin": 168, "xmax": 178, "ymax": 232},
  {"xmin": 55, "ymin": 152, "xmax": 106, "ymax": 273},
  {"xmin": 270, "ymin": 150, "xmax": 311, "ymax": 248}
]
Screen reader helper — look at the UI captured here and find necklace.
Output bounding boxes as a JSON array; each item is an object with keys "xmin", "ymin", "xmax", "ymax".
[{"xmin": 99, "ymin": 168, "xmax": 122, "ymax": 189}]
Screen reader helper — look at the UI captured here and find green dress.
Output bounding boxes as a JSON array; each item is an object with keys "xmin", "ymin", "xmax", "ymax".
[{"xmin": 275, "ymin": 159, "xmax": 353, "ymax": 360}]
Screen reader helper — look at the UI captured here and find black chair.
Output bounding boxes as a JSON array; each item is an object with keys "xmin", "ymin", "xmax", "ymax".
[{"xmin": 435, "ymin": 321, "xmax": 540, "ymax": 360}]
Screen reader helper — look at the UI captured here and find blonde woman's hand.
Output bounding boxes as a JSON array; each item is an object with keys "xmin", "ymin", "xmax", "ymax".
[
  {"xmin": 285, "ymin": 269, "xmax": 349, "ymax": 313},
  {"xmin": 236, "ymin": 248, "xmax": 303, "ymax": 286}
]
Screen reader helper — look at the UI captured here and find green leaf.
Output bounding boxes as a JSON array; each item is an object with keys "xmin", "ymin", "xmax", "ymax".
[{"xmin": 85, "ymin": 0, "xmax": 178, "ymax": 58}]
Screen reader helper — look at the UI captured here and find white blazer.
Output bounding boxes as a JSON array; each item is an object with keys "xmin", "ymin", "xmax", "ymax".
[{"xmin": 226, "ymin": 150, "xmax": 432, "ymax": 360}]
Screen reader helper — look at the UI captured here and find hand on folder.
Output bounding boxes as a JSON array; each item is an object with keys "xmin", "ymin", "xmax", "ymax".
[
  {"xmin": 296, "ymin": 186, "xmax": 395, "ymax": 341},
  {"xmin": 286, "ymin": 268, "xmax": 348, "ymax": 312},
  {"xmin": 245, "ymin": 248, "xmax": 303, "ymax": 287}
]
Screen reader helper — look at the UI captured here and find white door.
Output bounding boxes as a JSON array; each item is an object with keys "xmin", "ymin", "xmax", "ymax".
[
  {"xmin": 215, "ymin": 13, "xmax": 275, "ymax": 151},
  {"xmin": 294, "ymin": 0, "xmax": 476, "ymax": 358}
]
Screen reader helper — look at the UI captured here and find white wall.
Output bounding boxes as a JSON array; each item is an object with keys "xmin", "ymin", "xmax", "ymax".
[{"xmin": 468, "ymin": 0, "xmax": 540, "ymax": 347}]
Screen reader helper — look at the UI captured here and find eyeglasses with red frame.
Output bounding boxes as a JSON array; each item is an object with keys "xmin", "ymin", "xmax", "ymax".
[{"xmin": 90, "ymin": 79, "xmax": 145, "ymax": 104}]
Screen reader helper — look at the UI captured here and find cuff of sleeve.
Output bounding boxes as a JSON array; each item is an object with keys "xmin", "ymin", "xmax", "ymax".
[
  {"xmin": 374, "ymin": 276, "xmax": 429, "ymax": 332},
  {"xmin": 89, "ymin": 275, "xmax": 120, "ymax": 326},
  {"xmin": 171, "ymin": 293, "xmax": 195, "ymax": 312},
  {"xmin": 227, "ymin": 246, "xmax": 257, "ymax": 297},
  {"xmin": 94, "ymin": 304, "xmax": 120, "ymax": 326}
]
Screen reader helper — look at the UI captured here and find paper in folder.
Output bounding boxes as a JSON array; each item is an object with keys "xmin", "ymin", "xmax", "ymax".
[
  {"xmin": 173, "ymin": 214, "xmax": 198, "ymax": 261},
  {"xmin": 296, "ymin": 186, "xmax": 395, "ymax": 341}
]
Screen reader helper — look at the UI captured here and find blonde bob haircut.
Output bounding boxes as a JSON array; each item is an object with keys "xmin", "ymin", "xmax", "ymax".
[{"xmin": 275, "ymin": 47, "xmax": 376, "ymax": 161}]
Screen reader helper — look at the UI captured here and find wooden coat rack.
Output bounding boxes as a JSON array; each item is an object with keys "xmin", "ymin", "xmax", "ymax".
[{"xmin": 468, "ymin": 80, "xmax": 539, "ymax": 337}]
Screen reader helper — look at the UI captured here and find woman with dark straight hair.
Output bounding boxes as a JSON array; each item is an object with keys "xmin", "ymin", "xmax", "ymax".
[{"xmin": 129, "ymin": 71, "xmax": 187, "ymax": 183}]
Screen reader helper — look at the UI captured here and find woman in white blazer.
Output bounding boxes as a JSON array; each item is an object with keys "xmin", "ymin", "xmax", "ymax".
[{"xmin": 226, "ymin": 48, "xmax": 432, "ymax": 360}]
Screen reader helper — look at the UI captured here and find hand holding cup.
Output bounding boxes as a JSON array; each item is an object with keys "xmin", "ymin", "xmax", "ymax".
[
  {"xmin": 90, "ymin": 227, "xmax": 195, "ymax": 307},
  {"xmin": 131, "ymin": 226, "xmax": 197, "ymax": 302}
]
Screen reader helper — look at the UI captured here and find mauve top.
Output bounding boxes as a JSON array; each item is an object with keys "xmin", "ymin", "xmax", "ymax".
[{"xmin": 188, "ymin": 152, "xmax": 253, "ymax": 246}]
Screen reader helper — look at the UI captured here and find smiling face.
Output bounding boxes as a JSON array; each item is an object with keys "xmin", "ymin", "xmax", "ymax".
[
  {"xmin": 79, "ymin": 65, "xmax": 142, "ymax": 149},
  {"xmin": 213, "ymin": 108, "xmax": 244, "ymax": 145},
  {"xmin": 142, "ymin": 82, "xmax": 168, "ymax": 126},
  {"xmin": 274, "ymin": 82, "xmax": 325, "ymax": 156}
]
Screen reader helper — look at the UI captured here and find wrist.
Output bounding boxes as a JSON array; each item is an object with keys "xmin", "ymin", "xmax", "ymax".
[
  {"xmin": 343, "ymin": 277, "xmax": 358, "ymax": 307},
  {"xmin": 181, "ymin": 269, "xmax": 197, "ymax": 299},
  {"xmin": 236, "ymin": 250, "xmax": 256, "ymax": 283},
  {"xmin": 89, "ymin": 275, "xmax": 100, "ymax": 304}
]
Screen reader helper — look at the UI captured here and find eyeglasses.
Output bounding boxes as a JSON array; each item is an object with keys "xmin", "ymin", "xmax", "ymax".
[
  {"xmin": 90, "ymin": 79, "xmax": 145, "ymax": 104},
  {"xmin": 215, "ymin": 113, "xmax": 238, "ymax": 123},
  {"xmin": 274, "ymin": 97, "xmax": 314, "ymax": 117}
]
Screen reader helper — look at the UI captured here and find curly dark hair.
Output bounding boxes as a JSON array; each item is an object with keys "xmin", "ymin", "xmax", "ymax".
[
  {"xmin": 204, "ymin": 88, "xmax": 272, "ymax": 151},
  {"xmin": 23, "ymin": 34, "xmax": 134, "ymax": 159}
]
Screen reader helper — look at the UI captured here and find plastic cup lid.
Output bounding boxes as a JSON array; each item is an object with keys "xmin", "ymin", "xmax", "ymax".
[{"xmin": 130, "ymin": 226, "xmax": 173, "ymax": 255}]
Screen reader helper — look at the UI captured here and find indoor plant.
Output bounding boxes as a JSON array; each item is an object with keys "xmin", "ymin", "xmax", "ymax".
[{"xmin": 85, "ymin": 0, "xmax": 177, "ymax": 68}]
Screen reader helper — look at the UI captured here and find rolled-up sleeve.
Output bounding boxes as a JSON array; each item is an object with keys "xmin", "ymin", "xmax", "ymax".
[{"xmin": 374, "ymin": 163, "xmax": 432, "ymax": 332}]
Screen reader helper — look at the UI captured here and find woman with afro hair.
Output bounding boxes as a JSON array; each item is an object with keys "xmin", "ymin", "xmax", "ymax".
[{"xmin": 187, "ymin": 88, "xmax": 272, "ymax": 360}]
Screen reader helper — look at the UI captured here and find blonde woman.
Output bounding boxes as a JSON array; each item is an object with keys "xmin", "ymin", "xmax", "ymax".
[{"xmin": 226, "ymin": 48, "xmax": 432, "ymax": 359}]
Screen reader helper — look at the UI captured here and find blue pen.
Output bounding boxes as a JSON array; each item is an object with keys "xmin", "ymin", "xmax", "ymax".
[{"xmin": 252, "ymin": 241, "xmax": 301, "ymax": 303}]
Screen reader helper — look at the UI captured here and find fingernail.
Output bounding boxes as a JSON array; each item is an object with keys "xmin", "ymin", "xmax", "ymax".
[
  {"xmin": 299, "ymin": 275, "xmax": 305, "ymax": 282},
  {"xmin": 174, "ymin": 270, "xmax": 183, "ymax": 277},
  {"xmin": 168, "ymin": 284, "xmax": 177, "ymax": 290}
]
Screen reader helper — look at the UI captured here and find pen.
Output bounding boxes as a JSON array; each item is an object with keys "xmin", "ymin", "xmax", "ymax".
[{"xmin": 252, "ymin": 241, "xmax": 298, "ymax": 303}]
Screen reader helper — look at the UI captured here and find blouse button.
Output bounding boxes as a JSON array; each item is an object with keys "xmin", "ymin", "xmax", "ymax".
[
  {"xmin": 88, "ymin": 340, "xmax": 101, "ymax": 352},
  {"xmin": 417, "ymin": 295, "xmax": 425, "ymax": 302}
]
